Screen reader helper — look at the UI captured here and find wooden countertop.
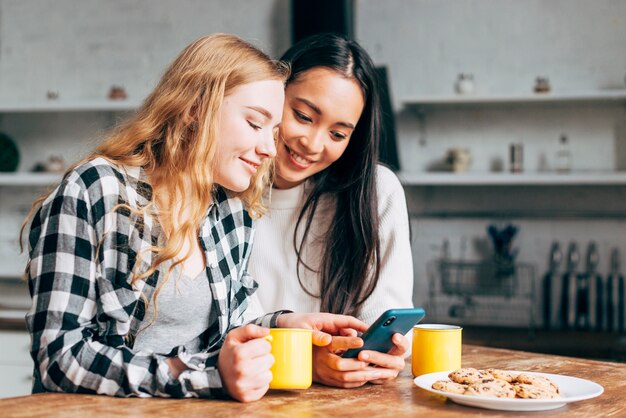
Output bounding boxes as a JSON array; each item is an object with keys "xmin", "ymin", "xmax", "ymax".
[{"xmin": 1, "ymin": 344, "xmax": 623, "ymax": 417}]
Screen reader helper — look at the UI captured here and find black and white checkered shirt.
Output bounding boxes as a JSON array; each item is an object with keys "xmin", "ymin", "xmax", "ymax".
[{"xmin": 26, "ymin": 157, "xmax": 284, "ymax": 398}]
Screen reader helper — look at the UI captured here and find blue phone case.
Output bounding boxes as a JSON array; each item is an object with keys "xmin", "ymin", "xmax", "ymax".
[{"xmin": 342, "ymin": 308, "xmax": 426, "ymax": 358}]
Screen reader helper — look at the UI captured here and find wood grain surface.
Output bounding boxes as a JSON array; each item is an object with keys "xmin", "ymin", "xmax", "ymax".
[{"xmin": 1, "ymin": 344, "xmax": 622, "ymax": 417}]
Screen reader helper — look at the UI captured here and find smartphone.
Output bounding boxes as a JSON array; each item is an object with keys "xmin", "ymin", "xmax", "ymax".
[{"xmin": 342, "ymin": 308, "xmax": 426, "ymax": 358}]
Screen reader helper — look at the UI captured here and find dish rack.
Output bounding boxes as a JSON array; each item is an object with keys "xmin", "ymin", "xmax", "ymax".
[{"xmin": 427, "ymin": 259, "xmax": 537, "ymax": 328}]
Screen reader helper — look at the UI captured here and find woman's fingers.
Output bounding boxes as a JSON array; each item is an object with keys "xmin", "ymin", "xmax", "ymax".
[
  {"xmin": 219, "ymin": 327, "xmax": 275, "ymax": 402},
  {"xmin": 358, "ymin": 350, "xmax": 405, "ymax": 370},
  {"xmin": 312, "ymin": 330, "xmax": 332, "ymax": 347},
  {"xmin": 386, "ymin": 333, "xmax": 410, "ymax": 356},
  {"xmin": 312, "ymin": 345, "xmax": 403, "ymax": 388},
  {"xmin": 327, "ymin": 336, "xmax": 363, "ymax": 353},
  {"xmin": 339, "ymin": 328, "xmax": 359, "ymax": 337},
  {"xmin": 328, "ymin": 367, "xmax": 399, "ymax": 383},
  {"xmin": 327, "ymin": 355, "xmax": 369, "ymax": 372}
]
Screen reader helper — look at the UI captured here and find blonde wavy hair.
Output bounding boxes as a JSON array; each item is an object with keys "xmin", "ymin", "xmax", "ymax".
[{"xmin": 23, "ymin": 34, "xmax": 288, "ymax": 299}]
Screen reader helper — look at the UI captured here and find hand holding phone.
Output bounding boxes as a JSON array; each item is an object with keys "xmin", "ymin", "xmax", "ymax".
[{"xmin": 341, "ymin": 308, "xmax": 425, "ymax": 359}]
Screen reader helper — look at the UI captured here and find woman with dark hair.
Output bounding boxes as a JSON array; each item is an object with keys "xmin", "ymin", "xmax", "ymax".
[{"xmin": 249, "ymin": 33, "xmax": 413, "ymax": 388}]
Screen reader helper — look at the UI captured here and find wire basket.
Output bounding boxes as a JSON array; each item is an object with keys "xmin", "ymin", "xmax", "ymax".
[{"xmin": 427, "ymin": 259, "xmax": 537, "ymax": 328}]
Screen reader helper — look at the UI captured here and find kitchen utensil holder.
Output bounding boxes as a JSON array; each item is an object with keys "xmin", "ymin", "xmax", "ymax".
[{"xmin": 427, "ymin": 259, "xmax": 537, "ymax": 328}]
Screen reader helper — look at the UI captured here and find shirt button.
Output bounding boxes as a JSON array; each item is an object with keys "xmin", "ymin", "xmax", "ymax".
[
  {"xmin": 209, "ymin": 261, "xmax": 218, "ymax": 269},
  {"xmin": 198, "ymin": 364, "xmax": 206, "ymax": 370}
]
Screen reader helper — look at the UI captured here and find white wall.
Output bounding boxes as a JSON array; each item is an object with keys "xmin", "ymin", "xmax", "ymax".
[
  {"xmin": 1, "ymin": 0, "xmax": 626, "ymax": 327},
  {"xmin": 357, "ymin": 0, "xmax": 626, "ymax": 97},
  {"xmin": 0, "ymin": 0, "xmax": 290, "ymax": 102}
]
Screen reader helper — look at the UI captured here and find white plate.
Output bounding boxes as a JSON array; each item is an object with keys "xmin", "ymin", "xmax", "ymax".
[{"xmin": 414, "ymin": 370, "xmax": 604, "ymax": 411}]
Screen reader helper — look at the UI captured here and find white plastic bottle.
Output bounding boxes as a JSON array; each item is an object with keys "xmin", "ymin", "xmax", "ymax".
[{"xmin": 455, "ymin": 73, "xmax": 474, "ymax": 95}]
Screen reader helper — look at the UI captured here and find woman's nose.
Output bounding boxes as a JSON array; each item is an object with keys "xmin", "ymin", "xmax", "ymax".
[
  {"xmin": 299, "ymin": 129, "xmax": 324, "ymax": 154},
  {"xmin": 257, "ymin": 129, "xmax": 277, "ymax": 158}
]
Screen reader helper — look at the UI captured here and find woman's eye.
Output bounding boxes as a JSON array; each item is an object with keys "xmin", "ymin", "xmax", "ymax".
[
  {"xmin": 247, "ymin": 120, "xmax": 262, "ymax": 131},
  {"xmin": 294, "ymin": 110, "xmax": 312, "ymax": 123},
  {"xmin": 331, "ymin": 131, "xmax": 347, "ymax": 141}
]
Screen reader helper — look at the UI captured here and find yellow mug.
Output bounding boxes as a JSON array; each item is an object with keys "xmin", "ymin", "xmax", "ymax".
[
  {"xmin": 265, "ymin": 328, "xmax": 312, "ymax": 389},
  {"xmin": 412, "ymin": 324, "xmax": 462, "ymax": 377}
]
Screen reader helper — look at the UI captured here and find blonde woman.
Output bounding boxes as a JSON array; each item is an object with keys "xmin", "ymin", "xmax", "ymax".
[{"xmin": 23, "ymin": 34, "xmax": 367, "ymax": 402}]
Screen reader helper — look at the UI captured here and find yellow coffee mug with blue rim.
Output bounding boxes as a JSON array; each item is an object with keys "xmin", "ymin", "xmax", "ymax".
[{"xmin": 265, "ymin": 328, "xmax": 312, "ymax": 389}]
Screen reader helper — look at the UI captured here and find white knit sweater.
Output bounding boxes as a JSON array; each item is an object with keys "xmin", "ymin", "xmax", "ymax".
[{"xmin": 248, "ymin": 165, "xmax": 414, "ymax": 325}]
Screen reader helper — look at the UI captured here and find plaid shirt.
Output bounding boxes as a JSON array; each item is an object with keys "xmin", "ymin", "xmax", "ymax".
[{"xmin": 26, "ymin": 157, "xmax": 284, "ymax": 398}]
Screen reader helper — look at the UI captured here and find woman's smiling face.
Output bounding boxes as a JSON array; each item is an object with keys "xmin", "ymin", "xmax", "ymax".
[
  {"xmin": 213, "ymin": 79, "xmax": 284, "ymax": 192},
  {"xmin": 274, "ymin": 67, "xmax": 365, "ymax": 189}
]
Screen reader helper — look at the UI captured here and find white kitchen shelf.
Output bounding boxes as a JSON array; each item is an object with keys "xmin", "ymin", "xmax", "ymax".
[
  {"xmin": 0, "ymin": 100, "xmax": 140, "ymax": 112},
  {"xmin": 0, "ymin": 309, "xmax": 28, "ymax": 320},
  {"xmin": 0, "ymin": 173, "xmax": 62, "ymax": 187},
  {"xmin": 398, "ymin": 171, "xmax": 626, "ymax": 186},
  {"xmin": 4, "ymin": 171, "xmax": 626, "ymax": 187},
  {"xmin": 0, "ymin": 270, "xmax": 24, "ymax": 280},
  {"xmin": 402, "ymin": 90, "xmax": 626, "ymax": 109}
]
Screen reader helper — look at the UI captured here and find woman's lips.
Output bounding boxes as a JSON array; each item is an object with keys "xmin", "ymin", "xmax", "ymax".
[
  {"xmin": 284, "ymin": 143, "xmax": 313, "ymax": 169},
  {"xmin": 240, "ymin": 157, "xmax": 260, "ymax": 173}
]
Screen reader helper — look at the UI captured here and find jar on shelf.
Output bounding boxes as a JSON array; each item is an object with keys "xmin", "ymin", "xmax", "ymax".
[
  {"xmin": 455, "ymin": 73, "xmax": 475, "ymax": 95},
  {"xmin": 445, "ymin": 148, "xmax": 472, "ymax": 172},
  {"xmin": 108, "ymin": 85, "xmax": 128, "ymax": 100},
  {"xmin": 534, "ymin": 77, "xmax": 551, "ymax": 93}
]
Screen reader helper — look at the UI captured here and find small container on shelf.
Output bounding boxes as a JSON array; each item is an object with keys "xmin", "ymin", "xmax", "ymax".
[
  {"xmin": 46, "ymin": 90, "xmax": 59, "ymax": 100},
  {"xmin": 108, "ymin": 85, "xmax": 128, "ymax": 100},
  {"xmin": 534, "ymin": 77, "xmax": 551, "ymax": 93},
  {"xmin": 445, "ymin": 148, "xmax": 472, "ymax": 172},
  {"xmin": 455, "ymin": 73, "xmax": 475, "ymax": 95},
  {"xmin": 556, "ymin": 134, "xmax": 572, "ymax": 173},
  {"xmin": 32, "ymin": 155, "xmax": 66, "ymax": 173}
]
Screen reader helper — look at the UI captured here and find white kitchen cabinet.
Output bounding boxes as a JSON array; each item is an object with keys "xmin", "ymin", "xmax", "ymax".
[{"xmin": 0, "ymin": 330, "xmax": 32, "ymax": 398}]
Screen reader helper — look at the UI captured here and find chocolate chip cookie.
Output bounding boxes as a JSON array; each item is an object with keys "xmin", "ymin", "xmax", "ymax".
[
  {"xmin": 431, "ymin": 380, "xmax": 468, "ymax": 394},
  {"xmin": 448, "ymin": 368, "xmax": 491, "ymax": 384},
  {"xmin": 485, "ymin": 368, "xmax": 517, "ymax": 383},
  {"xmin": 513, "ymin": 383, "xmax": 559, "ymax": 399},
  {"xmin": 515, "ymin": 373, "xmax": 560, "ymax": 394},
  {"xmin": 464, "ymin": 379, "xmax": 516, "ymax": 398}
]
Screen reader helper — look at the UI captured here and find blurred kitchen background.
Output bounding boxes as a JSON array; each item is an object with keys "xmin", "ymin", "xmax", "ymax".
[{"xmin": 1, "ymin": 0, "xmax": 625, "ymax": 398}]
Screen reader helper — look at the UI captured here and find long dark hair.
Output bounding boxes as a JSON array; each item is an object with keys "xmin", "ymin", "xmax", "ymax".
[{"xmin": 281, "ymin": 33, "xmax": 382, "ymax": 317}]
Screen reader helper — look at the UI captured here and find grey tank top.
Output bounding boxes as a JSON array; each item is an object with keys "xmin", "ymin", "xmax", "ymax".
[{"xmin": 133, "ymin": 266, "xmax": 213, "ymax": 354}]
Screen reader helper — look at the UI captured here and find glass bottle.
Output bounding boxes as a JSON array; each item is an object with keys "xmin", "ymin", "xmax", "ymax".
[
  {"xmin": 556, "ymin": 134, "xmax": 571, "ymax": 173},
  {"xmin": 509, "ymin": 143, "xmax": 523, "ymax": 173}
]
